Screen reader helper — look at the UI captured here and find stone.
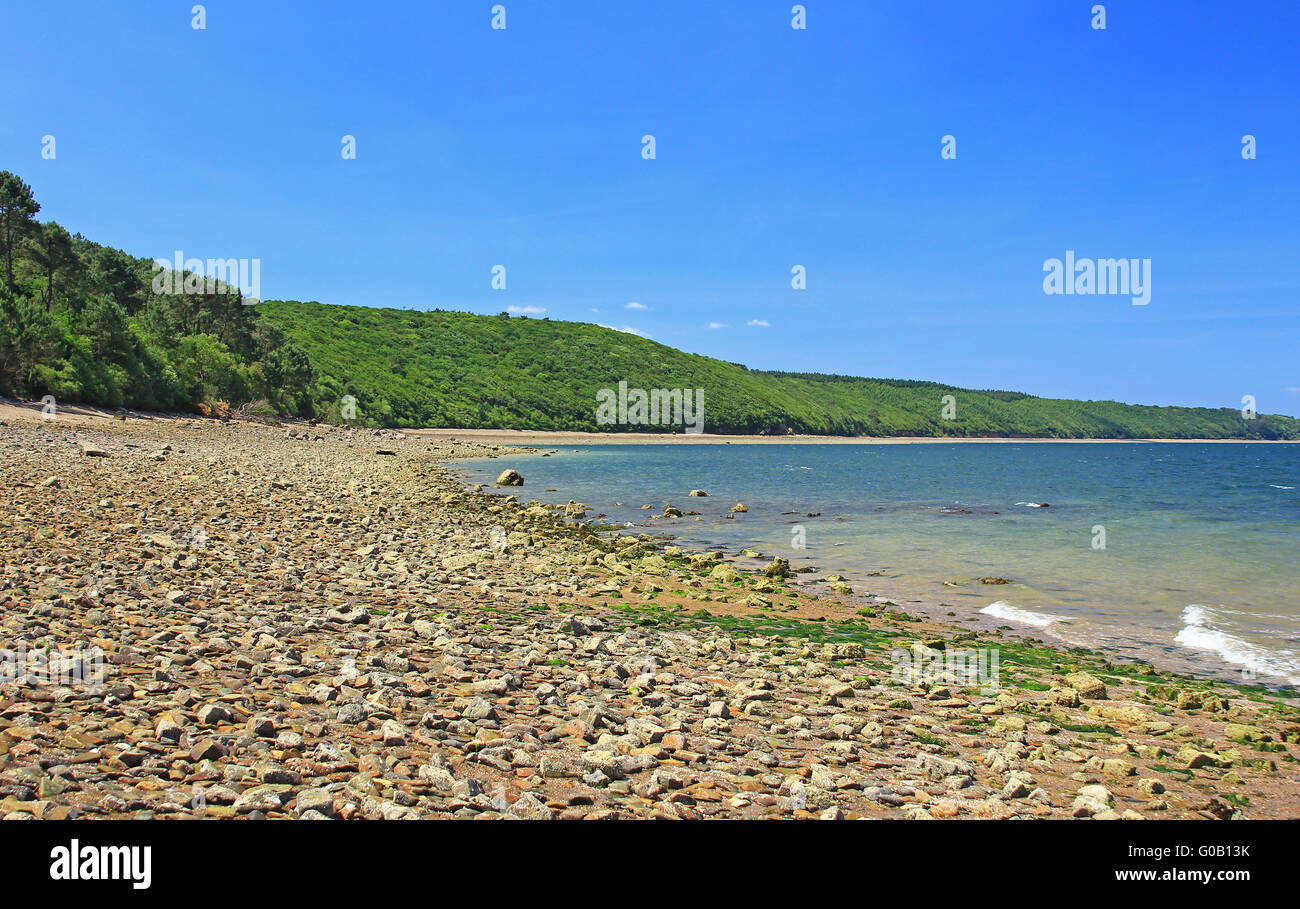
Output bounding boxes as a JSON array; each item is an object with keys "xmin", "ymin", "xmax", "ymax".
[
  {"xmin": 1051, "ymin": 687, "xmax": 1080, "ymax": 708},
  {"xmin": 197, "ymin": 704, "xmax": 234, "ymax": 725},
  {"xmin": 1224, "ymin": 723, "xmax": 1271, "ymax": 744},
  {"xmin": 710, "ymin": 564, "xmax": 740, "ymax": 583},
  {"xmin": 296, "ymin": 788, "xmax": 335, "ymax": 817},
  {"xmin": 189, "ymin": 738, "xmax": 226, "ymax": 762},
  {"xmin": 1071, "ymin": 784, "xmax": 1113, "ymax": 818},
  {"xmin": 505, "ymin": 792, "xmax": 556, "ymax": 820},
  {"xmin": 762, "ymin": 557, "xmax": 791, "ymax": 579},
  {"xmin": 155, "ymin": 715, "xmax": 185, "ymax": 743},
  {"xmin": 1063, "ymin": 672, "xmax": 1106, "ymax": 699},
  {"xmin": 233, "ymin": 786, "xmax": 285, "ymax": 814}
]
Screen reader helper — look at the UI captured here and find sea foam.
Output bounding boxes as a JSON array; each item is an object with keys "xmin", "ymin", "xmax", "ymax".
[
  {"xmin": 1174, "ymin": 605, "xmax": 1300, "ymax": 685},
  {"xmin": 979, "ymin": 600, "xmax": 1063, "ymax": 628}
]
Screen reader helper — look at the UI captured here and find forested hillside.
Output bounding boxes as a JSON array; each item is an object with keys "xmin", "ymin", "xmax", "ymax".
[
  {"xmin": 259, "ymin": 299, "xmax": 1299, "ymax": 439},
  {"xmin": 3, "ymin": 170, "xmax": 1295, "ymax": 438},
  {"xmin": 0, "ymin": 171, "xmax": 313, "ymax": 415}
]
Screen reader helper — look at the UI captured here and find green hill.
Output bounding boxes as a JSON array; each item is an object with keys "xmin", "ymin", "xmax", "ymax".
[
  {"xmin": 257, "ymin": 298, "xmax": 1299, "ymax": 439},
  {"xmin": 2, "ymin": 169, "xmax": 1295, "ymax": 439}
]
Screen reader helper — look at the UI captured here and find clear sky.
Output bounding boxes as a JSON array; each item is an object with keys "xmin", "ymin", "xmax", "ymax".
[{"xmin": 3, "ymin": 1, "xmax": 1297, "ymax": 414}]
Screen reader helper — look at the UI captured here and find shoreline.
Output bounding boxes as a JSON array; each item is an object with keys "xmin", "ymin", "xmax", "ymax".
[
  {"xmin": 408, "ymin": 427, "xmax": 1300, "ymax": 445},
  {"xmin": 451, "ymin": 451, "xmax": 1300, "ymax": 691},
  {"xmin": 2, "ymin": 408, "xmax": 1298, "ymax": 819},
  {"xmin": 5, "ymin": 400, "xmax": 1294, "ymax": 444}
]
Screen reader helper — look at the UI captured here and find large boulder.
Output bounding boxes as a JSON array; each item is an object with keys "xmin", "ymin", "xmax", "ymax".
[
  {"xmin": 763, "ymin": 557, "xmax": 792, "ymax": 579},
  {"xmin": 495, "ymin": 469, "xmax": 524, "ymax": 487},
  {"xmin": 1063, "ymin": 671, "xmax": 1107, "ymax": 700},
  {"xmin": 710, "ymin": 564, "xmax": 740, "ymax": 583}
]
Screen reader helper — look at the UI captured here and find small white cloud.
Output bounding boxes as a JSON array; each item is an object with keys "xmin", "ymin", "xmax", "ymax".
[
  {"xmin": 706, "ymin": 321, "xmax": 727, "ymax": 329},
  {"xmin": 597, "ymin": 323, "xmax": 648, "ymax": 338},
  {"xmin": 1287, "ymin": 387, "xmax": 1300, "ymax": 393},
  {"xmin": 507, "ymin": 305, "xmax": 546, "ymax": 315},
  {"xmin": 625, "ymin": 301, "xmax": 647, "ymax": 310},
  {"xmin": 747, "ymin": 319, "xmax": 770, "ymax": 327},
  {"xmin": 590, "ymin": 307, "xmax": 600, "ymax": 313}
]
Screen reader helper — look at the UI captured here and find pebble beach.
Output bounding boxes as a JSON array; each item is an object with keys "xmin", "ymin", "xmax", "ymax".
[{"xmin": 2, "ymin": 404, "xmax": 1298, "ymax": 820}]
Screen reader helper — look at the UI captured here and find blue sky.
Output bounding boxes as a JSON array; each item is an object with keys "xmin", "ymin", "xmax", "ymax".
[{"xmin": 3, "ymin": 1, "xmax": 1298, "ymax": 414}]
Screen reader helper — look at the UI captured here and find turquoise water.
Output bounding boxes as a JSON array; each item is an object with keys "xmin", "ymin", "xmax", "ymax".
[{"xmin": 456, "ymin": 442, "xmax": 1300, "ymax": 687}]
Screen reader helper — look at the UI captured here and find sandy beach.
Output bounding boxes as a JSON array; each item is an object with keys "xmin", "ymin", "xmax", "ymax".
[
  {"xmin": 5, "ymin": 402, "xmax": 1292, "ymax": 444},
  {"xmin": 407, "ymin": 427, "xmax": 1300, "ymax": 445},
  {"xmin": 2, "ymin": 403, "xmax": 1297, "ymax": 819}
]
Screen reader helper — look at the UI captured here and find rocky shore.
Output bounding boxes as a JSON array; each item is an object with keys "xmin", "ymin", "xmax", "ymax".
[{"xmin": 2, "ymin": 411, "xmax": 1297, "ymax": 820}]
